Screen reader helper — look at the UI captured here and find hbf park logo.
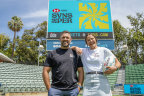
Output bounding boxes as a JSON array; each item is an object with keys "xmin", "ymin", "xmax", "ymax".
[{"xmin": 79, "ymin": 3, "xmax": 109, "ymax": 30}]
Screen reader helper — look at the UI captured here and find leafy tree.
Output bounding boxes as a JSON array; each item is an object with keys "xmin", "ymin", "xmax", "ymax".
[
  {"xmin": 34, "ymin": 21, "xmax": 47, "ymax": 65},
  {"xmin": 15, "ymin": 38, "xmax": 38, "ymax": 64},
  {"xmin": 15, "ymin": 28, "xmax": 38, "ymax": 64},
  {"xmin": 8, "ymin": 16, "xmax": 23, "ymax": 57},
  {"xmin": 0, "ymin": 34, "xmax": 10, "ymax": 51},
  {"xmin": 15, "ymin": 21, "xmax": 47, "ymax": 65},
  {"xmin": 113, "ymin": 20, "xmax": 128, "ymax": 66},
  {"xmin": 127, "ymin": 13, "xmax": 144, "ymax": 64},
  {"xmin": 35, "ymin": 21, "xmax": 47, "ymax": 46},
  {"xmin": 0, "ymin": 34, "xmax": 13, "ymax": 57}
]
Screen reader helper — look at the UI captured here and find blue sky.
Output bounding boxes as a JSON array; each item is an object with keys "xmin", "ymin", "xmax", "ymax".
[
  {"xmin": 0, "ymin": 0, "xmax": 48, "ymax": 40},
  {"xmin": 0, "ymin": 0, "xmax": 144, "ymax": 40}
]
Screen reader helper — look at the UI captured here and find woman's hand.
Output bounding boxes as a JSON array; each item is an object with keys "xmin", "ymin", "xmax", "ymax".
[{"xmin": 104, "ymin": 66, "xmax": 117, "ymax": 75}]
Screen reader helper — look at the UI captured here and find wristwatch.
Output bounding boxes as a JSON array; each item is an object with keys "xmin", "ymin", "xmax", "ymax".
[{"xmin": 78, "ymin": 85, "xmax": 83, "ymax": 90}]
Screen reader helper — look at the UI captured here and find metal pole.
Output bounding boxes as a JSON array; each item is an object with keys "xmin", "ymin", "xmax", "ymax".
[
  {"xmin": 127, "ymin": 50, "xmax": 129, "ymax": 65},
  {"xmin": 1, "ymin": 36, "xmax": 3, "ymax": 50},
  {"xmin": 38, "ymin": 41, "xmax": 40, "ymax": 66},
  {"xmin": 38, "ymin": 51, "xmax": 39, "ymax": 66}
]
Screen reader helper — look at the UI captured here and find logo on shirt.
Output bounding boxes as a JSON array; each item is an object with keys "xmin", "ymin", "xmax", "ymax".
[
  {"xmin": 70, "ymin": 54, "xmax": 74, "ymax": 58},
  {"xmin": 92, "ymin": 53, "xmax": 99, "ymax": 57}
]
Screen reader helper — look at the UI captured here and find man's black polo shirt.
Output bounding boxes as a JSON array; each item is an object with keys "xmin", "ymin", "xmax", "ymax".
[{"xmin": 44, "ymin": 48, "xmax": 83, "ymax": 90}]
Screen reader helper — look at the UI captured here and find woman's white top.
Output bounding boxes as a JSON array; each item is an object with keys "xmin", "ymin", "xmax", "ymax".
[{"xmin": 81, "ymin": 47, "xmax": 116, "ymax": 73}]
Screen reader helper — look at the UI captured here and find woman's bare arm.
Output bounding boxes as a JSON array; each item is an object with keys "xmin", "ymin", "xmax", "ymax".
[{"xmin": 71, "ymin": 46, "xmax": 82, "ymax": 55}]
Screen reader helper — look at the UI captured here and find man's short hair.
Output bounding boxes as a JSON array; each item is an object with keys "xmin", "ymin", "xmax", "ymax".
[{"xmin": 60, "ymin": 31, "xmax": 71, "ymax": 37}]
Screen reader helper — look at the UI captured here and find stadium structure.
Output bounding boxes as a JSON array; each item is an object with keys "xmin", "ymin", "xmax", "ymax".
[{"xmin": 0, "ymin": 52, "xmax": 144, "ymax": 96}]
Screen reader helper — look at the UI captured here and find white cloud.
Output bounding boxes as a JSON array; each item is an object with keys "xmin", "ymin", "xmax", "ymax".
[
  {"xmin": 24, "ymin": 22, "xmax": 38, "ymax": 28},
  {"xmin": 21, "ymin": 9, "xmax": 48, "ymax": 19},
  {"xmin": 111, "ymin": 0, "xmax": 144, "ymax": 28}
]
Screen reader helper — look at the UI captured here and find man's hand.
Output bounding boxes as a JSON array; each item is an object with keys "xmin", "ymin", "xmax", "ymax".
[
  {"xmin": 104, "ymin": 66, "xmax": 117, "ymax": 75},
  {"xmin": 77, "ymin": 67, "xmax": 84, "ymax": 92},
  {"xmin": 48, "ymin": 87, "xmax": 51, "ymax": 91},
  {"xmin": 78, "ymin": 86, "xmax": 80, "ymax": 92}
]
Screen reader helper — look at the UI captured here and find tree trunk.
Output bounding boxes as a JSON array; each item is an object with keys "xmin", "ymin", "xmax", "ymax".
[
  {"xmin": 12, "ymin": 31, "xmax": 16, "ymax": 57},
  {"xmin": 134, "ymin": 46, "xmax": 138, "ymax": 64}
]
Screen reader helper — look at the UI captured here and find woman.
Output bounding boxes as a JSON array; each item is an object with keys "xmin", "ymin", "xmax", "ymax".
[{"xmin": 71, "ymin": 33, "xmax": 121, "ymax": 96}]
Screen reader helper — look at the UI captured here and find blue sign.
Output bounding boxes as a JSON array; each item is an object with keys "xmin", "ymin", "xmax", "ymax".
[
  {"xmin": 124, "ymin": 84, "xmax": 144, "ymax": 94},
  {"xmin": 48, "ymin": 0, "xmax": 113, "ymax": 33},
  {"xmin": 47, "ymin": 0, "xmax": 114, "ymax": 50},
  {"xmin": 46, "ymin": 40, "xmax": 114, "ymax": 50}
]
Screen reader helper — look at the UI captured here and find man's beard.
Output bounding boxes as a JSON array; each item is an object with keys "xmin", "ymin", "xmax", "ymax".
[{"xmin": 61, "ymin": 41, "xmax": 70, "ymax": 48}]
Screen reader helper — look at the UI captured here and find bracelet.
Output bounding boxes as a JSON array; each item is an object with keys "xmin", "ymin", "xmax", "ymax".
[
  {"xmin": 114, "ymin": 65, "xmax": 119, "ymax": 71},
  {"xmin": 78, "ymin": 85, "xmax": 83, "ymax": 90}
]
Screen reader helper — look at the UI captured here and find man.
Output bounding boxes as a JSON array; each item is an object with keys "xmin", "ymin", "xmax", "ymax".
[{"xmin": 43, "ymin": 31, "xmax": 84, "ymax": 96}]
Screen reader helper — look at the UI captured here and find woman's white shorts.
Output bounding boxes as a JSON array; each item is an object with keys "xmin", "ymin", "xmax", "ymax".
[{"xmin": 83, "ymin": 74, "xmax": 112, "ymax": 96}]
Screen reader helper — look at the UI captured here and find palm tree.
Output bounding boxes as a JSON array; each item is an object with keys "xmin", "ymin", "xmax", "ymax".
[{"xmin": 8, "ymin": 16, "xmax": 23, "ymax": 57}]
